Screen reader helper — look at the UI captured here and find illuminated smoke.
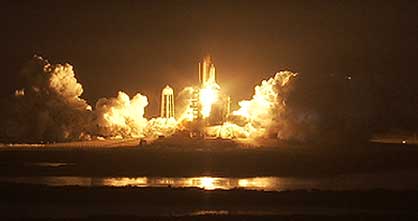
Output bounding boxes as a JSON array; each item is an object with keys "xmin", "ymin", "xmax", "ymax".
[
  {"xmin": 93, "ymin": 91, "xmax": 179, "ymax": 140},
  {"xmin": 175, "ymin": 86, "xmax": 195, "ymax": 122},
  {"xmin": 94, "ymin": 91, "xmax": 148, "ymax": 139},
  {"xmin": 144, "ymin": 117, "xmax": 177, "ymax": 138},
  {"xmin": 210, "ymin": 71, "xmax": 298, "ymax": 139},
  {"xmin": 0, "ymin": 55, "xmax": 306, "ymax": 144},
  {"xmin": 0, "ymin": 55, "xmax": 92, "ymax": 142},
  {"xmin": 0, "ymin": 56, "xmax": 176, "ymax": 142}
]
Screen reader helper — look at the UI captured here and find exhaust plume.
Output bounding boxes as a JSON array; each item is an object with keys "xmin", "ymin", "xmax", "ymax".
[
  {"xmin": 94, "ymin": 91, "xmax": 148, "ymax": 139},
  {"xmin": 0, "ymin": 55, "xmax": 92, "ymax": 142},
  {"xmin": 208, "ymin": 71, "xmax": 298, "ymax": 140},
  {"xmin": 2, "ymin": 55, "xmax": 365, "ymax": 145}
]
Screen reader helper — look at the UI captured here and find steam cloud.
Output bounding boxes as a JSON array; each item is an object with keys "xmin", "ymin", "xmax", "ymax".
[
  {"xmin": 211, "ymin": 71, "xmax": 301, "ymax": 140},
  {"xmin": 0, "ymin": 56, "xmax": 163, "ymax": 143},
  {"xmin": 94, "ymin": 91, "xmax": 148, "ymax": 138},
  {"xmin": 0, "ymin": 55, "xmax": 92, "ymax": 142},
  {"xmin": 0, "ymin": 55, "xmax": 371, "ymax": 144}
]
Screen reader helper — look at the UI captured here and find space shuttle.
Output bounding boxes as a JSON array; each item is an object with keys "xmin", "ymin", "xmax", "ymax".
[{"xmin": 198, "ymin": 55, "xmax": 217, "ymax": 87}]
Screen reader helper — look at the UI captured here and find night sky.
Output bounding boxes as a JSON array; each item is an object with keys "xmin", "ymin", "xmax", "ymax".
[{"xmin": 1, "ymin": 0, "xmax": 417, "ymax": 131}]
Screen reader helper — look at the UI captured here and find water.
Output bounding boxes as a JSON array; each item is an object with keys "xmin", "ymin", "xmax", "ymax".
[{"xmin": 1, "ymin": 171, "xmax": 418, "ymax": 191}]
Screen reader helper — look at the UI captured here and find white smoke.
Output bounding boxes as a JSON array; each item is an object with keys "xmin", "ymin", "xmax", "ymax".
[
  {"xmin": 0, "ymin": 55, "xmax": 316, "ymax": 144},
  {"xmin": 0, "ymin": 55, "xmax": 181, "ymax": 143},
  {"xmin": 175, "ymin": 86, "xmax": 195, "ymax": 122},
  {"xmin": 0, "ymin": 55, "xmax": 92, "ymax": 142},
  {"xmin": 144, "ymin": 117, "xmax": 177, "ymax": 139},
  {"xmin": 226, "ymin": 71, "xmax": 298, "ymax": 139},
  {"xmin": 94, "ymin": 91, "xmax": 149, "ymax": 139}
]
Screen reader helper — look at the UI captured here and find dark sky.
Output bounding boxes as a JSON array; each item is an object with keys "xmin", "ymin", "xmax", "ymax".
[{"xmin": 1, "ymin": 0, "xmax": 417, "ymax": 129}]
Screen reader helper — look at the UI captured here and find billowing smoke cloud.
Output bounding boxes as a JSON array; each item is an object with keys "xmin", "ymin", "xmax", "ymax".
[
  {"xmin": 0, "ymin": 55, "xmax": 316, "ymax": 144},
  {"xmin": 175, "ymin": 86, "xmax": 194, "ymax": 121},
  {"xmin": 144, "ymin": 117, "xmax": 177, "ymax": 138},
  {"xmin": 232, "ymin": 71, "xmax": 297, "ymax": 137},
  {"xmin": 94, "ymin": 91, "xmax": 148, "ymax": 139},
  {"xmin": 0, "ymin": 55, "xmax": 177, "ymax": 143},
  {"xmin": 210, "ymin": 71, "xmax": 301, "ymax": 140},
  {"xmin": 0, "ymin": 55, "xmax": 93, "ymax": 143},
  {"xmin": 0, "ymin": 55, "xmax": 372, "ymax": 144},
  {"xmin": 211, "ymin": 70, "xmax": 372, "ymax": 144}
]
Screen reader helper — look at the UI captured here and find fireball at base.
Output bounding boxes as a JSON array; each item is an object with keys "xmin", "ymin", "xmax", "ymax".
[
  {"xmin": 166, "ymin": 56, "xmax": 298, "ymax": 141},
  {"xmin": 1, "ymin": 54, "xmax": 298, "ymax": 144}
]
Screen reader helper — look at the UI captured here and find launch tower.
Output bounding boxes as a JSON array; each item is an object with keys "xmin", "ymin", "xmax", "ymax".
[{"xmin": 160, "ymin": 85, "xmax": 175, "ymax": 118}]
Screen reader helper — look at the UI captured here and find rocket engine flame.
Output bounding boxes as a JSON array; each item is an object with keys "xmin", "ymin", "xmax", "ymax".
[
  {"xmin": 199, "ymin": 83, "xmax": 220, "ymax": 118},
  {"xmin": 197, "ymin": 55, "xmax": 221, "ymax": 119},
  {"xmin": 0, "ymin": 54, "xmax": 303, "ymax": 144}
]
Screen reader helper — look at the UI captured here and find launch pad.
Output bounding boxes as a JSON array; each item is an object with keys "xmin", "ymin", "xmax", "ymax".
[{"xmin": 159, "ymin": 56, "xmax": 231, "ymax": 139}]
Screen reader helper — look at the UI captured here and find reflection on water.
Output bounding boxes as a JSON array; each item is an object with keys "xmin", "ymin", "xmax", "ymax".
[
  {"xmin": 96, "ymin": 176, "xmax": 276, "ymax": 190},
  {"xmin": 238, "ymin": 178, "xmax": 274, "ymax": 189},
  {"xmin": 100, "ymin": 177, "xmax": 148, "ymax": 187},
  {"xmin": 0, "ymin": 176, "xmax": 283, "ymax": 190},
  {"xmin": 1, "ymin": 171, "xmax": 418, "ymax": 191}
]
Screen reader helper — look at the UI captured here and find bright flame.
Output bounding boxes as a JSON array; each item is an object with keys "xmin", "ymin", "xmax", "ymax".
[
  {"xmin": 7, "ymin": 54, "xmax": 299, "ymax": 143},
  {"xmin": 87, "ymin": 70, "xmax": 297, "ymax": 141},
  {"xmin": 199, "ymin": 83, "xmax": 220, "ymax": 118},
  {"xmin": 198, "ymin": 177, "xmax": 217, "ymax": 190}
]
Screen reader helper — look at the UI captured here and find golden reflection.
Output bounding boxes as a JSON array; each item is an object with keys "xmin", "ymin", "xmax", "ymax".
[
  {"xmin": 238, "ymin": 179, "xmax": 249, "ymax": 187},
  {"xmin": 54, "ymin": 176, "xmax": 279, "ymax": 190},
  {"xmin": 238, "ymin": 177, "xmax": 275, "ymax": 190},
  {"xmin": 102, "ymin": 176, "xmax": 277, "ymax": 190},
  {"xmin": 102, "ymin": 177, "xmax": 148, "ymax": 187},
  {"xmin": 198, "ymin": 177, "xmax": 217, "ymax": 190},
  {"xmin": 185, "ymin": 177, "xmax": 221, "ymax": 190},
  {"xmin": 156, "ymin": 178, "xmax": 175, "ymax": 185}
]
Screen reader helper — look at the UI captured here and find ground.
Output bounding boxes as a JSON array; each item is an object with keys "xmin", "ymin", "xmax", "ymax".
[
  {"xmin": 1, "ymin": 139, "xmax": 417, "ymax": 178},
  {"xmin": 1, "ymin": 139, "xmax": 418, "ymax": 220}
]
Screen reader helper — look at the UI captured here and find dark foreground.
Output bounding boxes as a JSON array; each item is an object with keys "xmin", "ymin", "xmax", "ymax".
[
  {"xmin": 1, "ymin": 183, "xmax": 418, "ymax": 220},
  {"xmin": 1, "ymin": 141, "xmax": 418, "ymax": 220},
  {"xmin": 1, "ymin": 141, "xmax": 418, "ymax": 178}
]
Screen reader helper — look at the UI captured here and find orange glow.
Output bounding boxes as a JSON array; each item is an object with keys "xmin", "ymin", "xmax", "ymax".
[
  {"xmin": 94, "ymin": 57, "xmax": 297, "ymax": 142},
  {"xmin": 102, "ymin": 177, "xmax": 148, "ymax": 186},
  {"xmin": 199, "ymin": 177, "xmax": 216, "ymax": 190},
  {"xmin": 200, "ymin": 71, "xmax": 297, "ymax": 141},
  {"xmin": 199, "ymin": 83, "xmax": 220, "ymax": 118},
  {"xmin": 238, "ymin": 177, "xmax": 274, "ymax": 189}
]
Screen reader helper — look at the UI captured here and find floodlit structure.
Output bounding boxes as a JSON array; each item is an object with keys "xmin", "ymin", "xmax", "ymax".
[{"xmin": 160, "ymin": 85, "xmax": 175, "ymax": 118}]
